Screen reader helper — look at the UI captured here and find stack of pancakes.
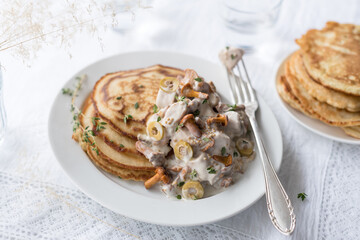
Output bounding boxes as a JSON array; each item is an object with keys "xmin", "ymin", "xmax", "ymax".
[
  {"xmin": 73, "ymin": 65, "xmax": 184, "ymax": 181},
  {"xmin": 277, "ymin": 22, "xmax": 360, "ymax": 138}
]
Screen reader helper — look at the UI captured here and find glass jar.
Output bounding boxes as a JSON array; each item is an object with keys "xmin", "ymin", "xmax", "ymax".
[{"xmin": 220, "ymin": 0, "xmax": 283, "ymax": 52}]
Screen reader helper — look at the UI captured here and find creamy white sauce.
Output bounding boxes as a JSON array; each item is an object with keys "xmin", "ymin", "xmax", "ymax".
[
  {"xmin": 156, "ymin": 89, "xmax": 175, "ymax": 109},
  {"xmin": 198, "ymin": 102, "xmax": 217, "ymax": 118},
  {"xmin": 187, "ymin": 153, "xmax": 221, "ymax": 185},
  {"xmin": 224, "ymin": 111, "xmax": 247, "ymax": 139},
  {"xmin": 135, "ymin": 67, "xmax": 254, "ymax": 200},
  {"xmin": 205, "ymin": 131, "xmax": 231, "ymax": 156}
]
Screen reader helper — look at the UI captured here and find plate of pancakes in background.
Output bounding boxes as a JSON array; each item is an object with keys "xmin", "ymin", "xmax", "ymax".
[
  {"xmin": 49, "ymin": 51, "xmax": 283, "ymax": 226},
  {"xmin": 276, "ymin": 21, "xmax": 360, "ymax": 144}
]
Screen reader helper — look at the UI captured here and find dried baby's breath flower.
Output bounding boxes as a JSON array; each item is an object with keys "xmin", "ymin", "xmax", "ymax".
[{"xmin": 0, "ymin": 0, "xmax": 151, "ymax": 62}]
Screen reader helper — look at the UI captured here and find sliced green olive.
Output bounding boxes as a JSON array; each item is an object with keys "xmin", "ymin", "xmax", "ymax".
[
  {"xmin": 182, "ymin": 181, "xmax": 204, "ymax": 200},
  {"xmin": 147, "ymin": 121, "xmax": 164, "ymax": 141},
  {"xmin": 174, "ymin": 140, "xmax": 193, "ymax": 162},
  {"xmin": 236, "ymin": 138, "xmax": 254, "ymax": 156},
  {"xmin": 160, "ymin": 77, "xmax": 179, "ymax": 93}
]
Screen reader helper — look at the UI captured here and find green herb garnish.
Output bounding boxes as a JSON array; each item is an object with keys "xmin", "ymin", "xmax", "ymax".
[
  {"xmin": 176, "ymin": 195, "xmax": 182, "ymax": 199},
  {"xmin": 193, "ymin": 109, "xmax": 200, "ymax": 117},
  {"xmin": 64, "ymin": 75, "xmax": 100, "ymax": 155},
  {"xmin": 297, "ymin": 193, "xmax": 307, "ymax": 201},
  {"xmin": 175, "ymin": 95, "xmax": 188, "ymax": 105},
  {"xmin": 175, "ymin": 123, "xmax": 184, "ymax": 131},
  {"xmin": 231, "ymin": 54, "xmax": 236, "ymax": 60},
  {"xmin": 91, "ymin": 117, "xmax": 100, "ymax": 126},
  {"xmin": 203, "ymin": 138, "xmax": 210, "ymax": 142},
  {"xmin": 96, "ymin": 125, "xmax": 105, "ymax": 131},
  {"xmin": 119, "ymin": 144, "xmax": 124, "ymax": 148},
  {"xmin": 202, "ymin": 99, "xmax": 207, "ymax": 104},
  {"xmin": 177, "ymin": 182, "xmax": 185, "ymax": 187},
  {"xmin": 94, "ymin": 119, "xmax": 106, "ymax": 131},
  {"xmin": 92, "ymin": 146, "xmax": 99, "ymax": 156},
  {"xmin": 118, "ymin": 176, "xmax": 122, "ymax": 179},
  {"xmin": 134, "ymin": 102, "xmax": 139, "ymax": 109},
  {"xmin": 153, "ymin": 104, "xmax": 158, "ymax": 113},
  {"xmin": 227, "ymin": 104, "xmax": 237, "ymax": 111},
  {"xmin": 226, "ymin": 46, "xmax": 229, "ymax": 50},
  {"xmin": 62, "ymin": 88, "xmax": 74, "ymax": 96},
  {"xmin": 139, "ymin": 85, "xmax": 144, "ymax": 88},
  {"xmin": 176, "ymin": 95, "xmax": 186, "ymax": 102},
  {"xmin": 73, "ymin": 121, "xmax": 80, "ymax": 132},
  {"xmin": 194, "ymin": 77, "xmax": 202, "ymax": 82},
  {"xmin": 207, "ymin": 167, "xmax": 216, "ymax": 174},
  {"xmin": 233, "ymin": 151, "xmax": 239, "ymax": 157},
  {"xmin": 116, "ymin": 96, "xmax": 122, "ymax": 100},
  {"xmin": 190, "ymin": 169, "xmax": 198, "ymax": 179},
  {"xmin": 157, "ymin": 116, "xmax": 161, "ymax": 122},
  {"xmin": 221, "ymin": 147, "xmax": 226, "ymax": 156},
  {"xmin": 123, "ymin": 115, "xmax": 133, "ymax": 124}
]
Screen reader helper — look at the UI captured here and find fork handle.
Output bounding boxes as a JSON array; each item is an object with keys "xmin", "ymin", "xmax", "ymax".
[{"xmin": 249, "ymin": 117, "xmax": 296, "ymax": 235}]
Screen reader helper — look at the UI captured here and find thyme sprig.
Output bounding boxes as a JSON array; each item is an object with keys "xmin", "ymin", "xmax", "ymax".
[
  {"xmin": 176, "ymin": 95, "xmax": 186, "ymax": 102},
  {"xmin": 62, "ymin": 88, "xmax": 74, "ymax": 96},
  {"xmin": 175, "ymin": 123, "xmax": 184, "ymax": 131},
  {"xmin": 190, "ymin": 169, "xmax": 198, "ymax": 179},
  {"xmin": 227, "ymin": 104, "xmax": 237, "ymax": 111},
  {"xmin": 124, "ymin": 114, "xmax": 133, "ymax": 124},
  {"xmin": 297, "ymin": 192, "xmax": 308, "ymax": 201},
  {"xmin": 207, "ymin": 166, "xmax": 216, "ymax": 174},
  {"xmin": 68, "ymin": 75, "xmax": 87, "ymax": 133},
  {"xmin": 63, "ymin": 75, "xmax": 102, "ymax": 156}
]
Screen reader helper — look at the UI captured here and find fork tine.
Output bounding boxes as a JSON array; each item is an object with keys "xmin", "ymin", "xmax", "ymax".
[
  {"xmin": 234, "ymin": 65, "xmax": 250, "ymax": 103},
  {"xmin": 226, "ymin": 69, "xmax": 240, "ymax": 104},
  {"xmin": 231, "ymin": 70, "xmax": 244, "ymax": 104},
  {"xmin": 238, "ymin": 59, "xmax": 257, "ymax": 102}
]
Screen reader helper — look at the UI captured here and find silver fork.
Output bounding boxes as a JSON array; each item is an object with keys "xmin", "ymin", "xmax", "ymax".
[{"xmin": 224, "ymin": 58, "xmax": 296, "ymax": 235}]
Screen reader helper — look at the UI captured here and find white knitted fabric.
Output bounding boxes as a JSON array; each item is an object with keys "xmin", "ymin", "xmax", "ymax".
[{"xmin": 1, "ymin": 0, "xmax": 359, "ymax": 239}]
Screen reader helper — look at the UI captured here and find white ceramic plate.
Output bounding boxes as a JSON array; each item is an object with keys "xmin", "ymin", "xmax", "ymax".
[
  {"xmin": 276, "ymin": 53, "xmax": 360, "ymax": 145},
  {"xmin": 49, "ymin": 51, "xmax": 283, "ymax": 226}
]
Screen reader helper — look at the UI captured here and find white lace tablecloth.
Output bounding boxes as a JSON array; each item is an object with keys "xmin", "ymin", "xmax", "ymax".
[{"xmin": 1, "ymin": 0, "xmax": 360, "ymax": 239}]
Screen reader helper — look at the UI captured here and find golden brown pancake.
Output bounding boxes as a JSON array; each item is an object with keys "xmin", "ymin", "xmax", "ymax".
[
  {"xmin": 284, "ymin": 59, "xmax": 360, "ymax": 127},
  {"xmin": 92, "ymin": 65, "xmax": 184, "ymax": 140},
  {"xmin": 86, "ymin": 144, "xmax": 154, "ymax": 181},
  {"xmin": 296, "ymin": 22, "xmax": 360, "ymax": 96},
  {"xmin": 72, "ymin": 98, "xmax": 155, "ymax": 180},
  {"xmin": 276, "ymin": 75, "xmax": 303, "ymax": 113},
  {"xmin": 79, "ymin": 98, "xmax": 155, "ymax": 170},
  {"xmin": 276, "ymin": 74, "xmax": 360, "ymax": 138},
  {"xmin": 290, "ymin": 51, "xmax": 360, "ymax": 112},
  {"xmin": 342, "ymin": 126, "xmax": 360, "ymax": 139},
  {"xmin": 73, "ymin": 65, "xmax": 187, "ymax": 181}
]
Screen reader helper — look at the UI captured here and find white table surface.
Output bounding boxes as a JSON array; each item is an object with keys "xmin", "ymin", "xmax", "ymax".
[{"xmin": 1, "ymin": 0, "xmax": 360, "ymax": 239}]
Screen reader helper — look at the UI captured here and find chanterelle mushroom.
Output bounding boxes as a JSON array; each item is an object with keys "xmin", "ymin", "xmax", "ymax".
[
  {"xmin": 206, "ymin": 114, "xmax": 228, "ymax": 126},
  {"xmin": 181, "ymin": 83, "xmax": 208, "ymax": 99},
  {"xmin": 212, "ymin": 154, "xmax": 232, "ymax": 167},
  {"xmin": 180, "ymin": 114, "xmax": 202, "ymax": 138},
  {"xmin": 144, "ymin": 167, "xmax": 170, "ymax": 189}
]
